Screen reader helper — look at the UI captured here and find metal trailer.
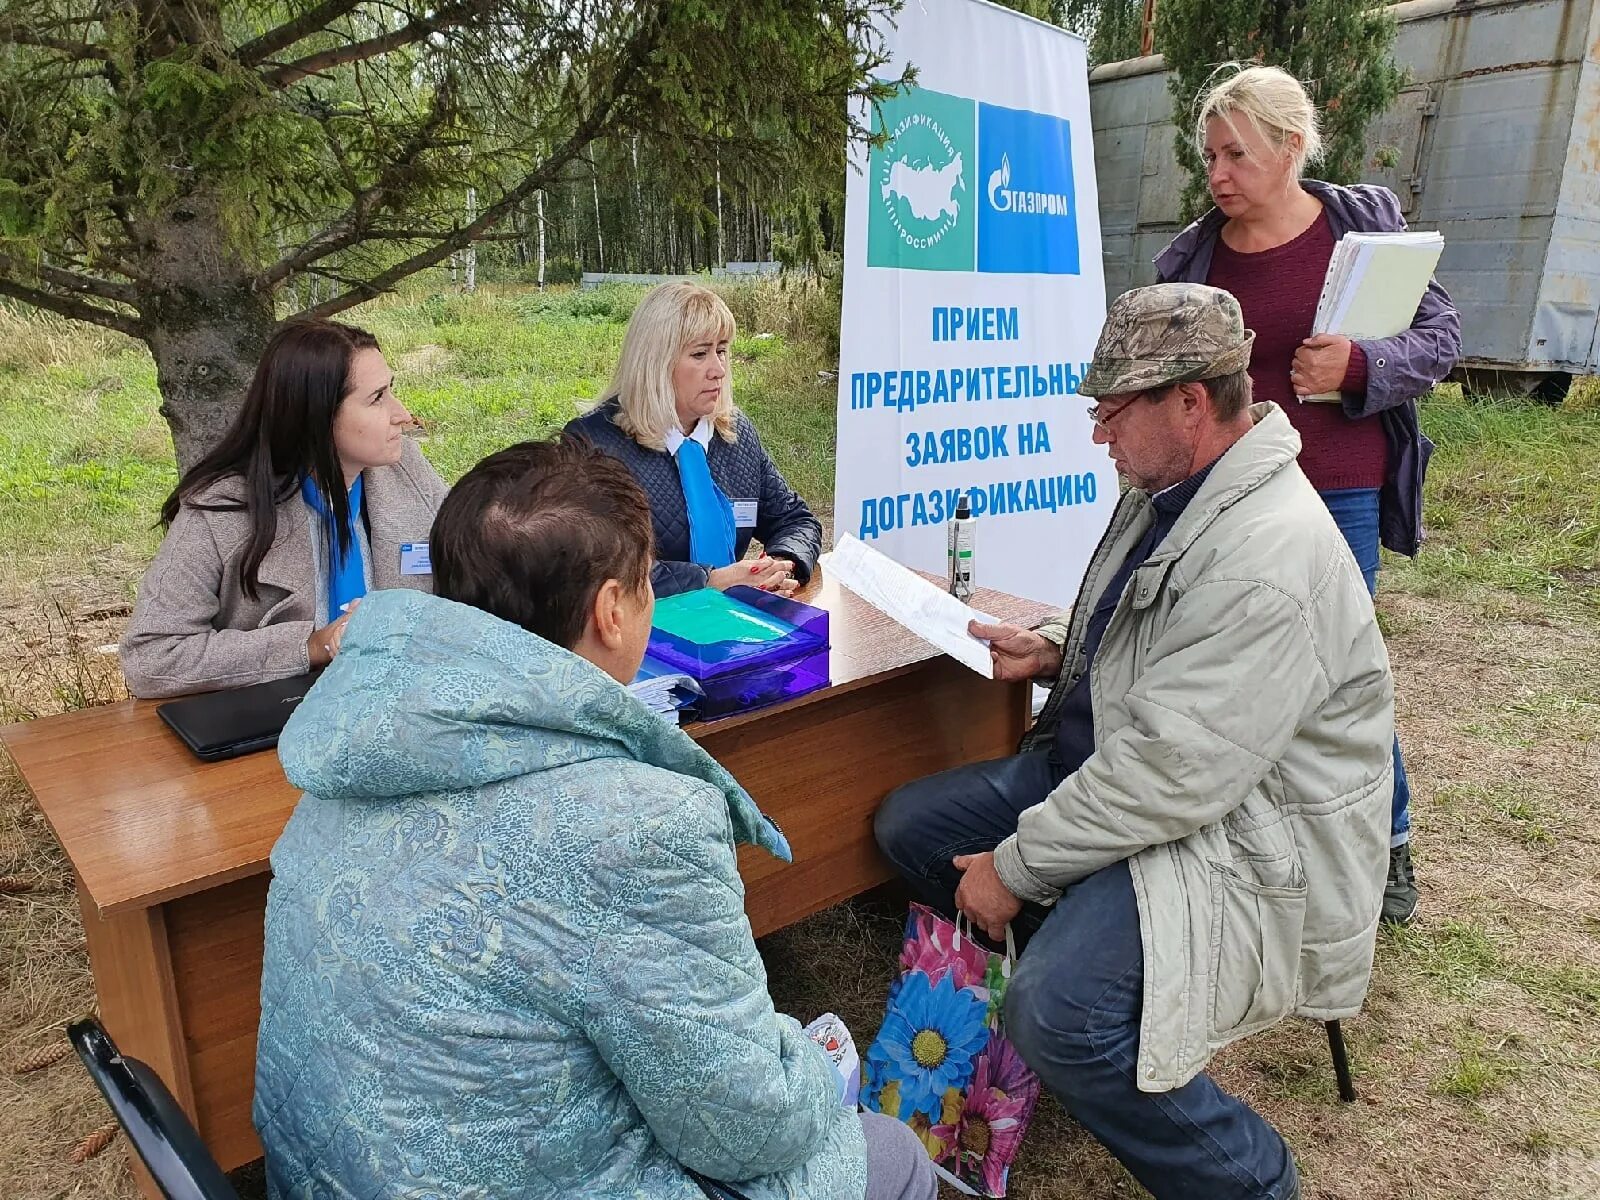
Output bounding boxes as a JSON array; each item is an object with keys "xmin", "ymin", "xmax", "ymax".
[{"xmin": 1087, "ymin": 0, "xmax": 1600, "ymax": 398}]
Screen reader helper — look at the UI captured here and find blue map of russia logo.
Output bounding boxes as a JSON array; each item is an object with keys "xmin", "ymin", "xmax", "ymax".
[{"xmin": 978, "ymin": 101, "xmax": 1079, "ymax": 275}]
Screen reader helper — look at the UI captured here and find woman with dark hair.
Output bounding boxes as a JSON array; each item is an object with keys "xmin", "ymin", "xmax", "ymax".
[{"xmin": 120, "ymin": 319, "xmax": 447, "ymax": 698}]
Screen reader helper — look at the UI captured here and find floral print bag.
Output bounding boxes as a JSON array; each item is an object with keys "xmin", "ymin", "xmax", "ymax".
[{"xmin": 860, "ymin": 904, "xmax": 1041, "ymax": 1197}]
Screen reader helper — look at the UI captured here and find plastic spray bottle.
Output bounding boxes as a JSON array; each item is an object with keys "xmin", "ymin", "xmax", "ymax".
[{"xmin": 947, "ymin": 492, "xmax": 975, "ymax": 601}]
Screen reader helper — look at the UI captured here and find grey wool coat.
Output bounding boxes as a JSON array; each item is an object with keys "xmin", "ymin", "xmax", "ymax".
[{"xmin": 120, "ymin": 439, "xmax": 447, "ymax": 699}]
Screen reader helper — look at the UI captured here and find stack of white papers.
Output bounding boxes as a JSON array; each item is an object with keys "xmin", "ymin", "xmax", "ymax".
[
  {"xmin": 822, "ymin": 535, "xmax": 997, "ymax": 678},
  {"xmin": 1302, "ymin": 230, "xmax": 1443, "ymax": 402},
  {"xmin": 1312, "ymin": 230, "xmax": 1443, "ymax": 340},
  {"xmin": 627, "ymin": 661, "xmax": 701, "ymax": 725}
]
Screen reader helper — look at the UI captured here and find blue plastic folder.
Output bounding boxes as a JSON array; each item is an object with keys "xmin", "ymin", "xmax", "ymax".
[{"xmin": 644, "ymin": 585, "xmax": 830, "ymax": 720}]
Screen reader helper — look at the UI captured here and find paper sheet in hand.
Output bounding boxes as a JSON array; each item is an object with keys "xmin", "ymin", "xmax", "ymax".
[{"xmin": 824, "ymin": 534, "xmax": 995, "ymax": 678}]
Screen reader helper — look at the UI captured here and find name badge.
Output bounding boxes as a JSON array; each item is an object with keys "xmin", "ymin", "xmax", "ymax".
[
  {"xmin": 732, "ymin": 499, "xmax": 759, "ymax": 529},
  {"xmin": 399, "ymin": 542, "xmax": 432, "ymax": 576}
]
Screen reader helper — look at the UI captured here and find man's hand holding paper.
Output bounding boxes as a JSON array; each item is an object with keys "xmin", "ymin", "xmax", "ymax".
[
  {"xmin": 823, "ymin": 534, "xmax": 998, "ymax": 677},
  {"xmin": 969, "ymin": 619, "xmax": 1063, "ymax": 682}
]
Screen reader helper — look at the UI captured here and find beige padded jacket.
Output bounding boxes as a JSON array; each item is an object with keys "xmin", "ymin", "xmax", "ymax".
[{"xmin": 992, "ymin": 404, "xmax": 1394, "ymax": 1092}]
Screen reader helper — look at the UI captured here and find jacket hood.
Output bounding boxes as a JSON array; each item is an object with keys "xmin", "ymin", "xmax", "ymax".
[{"xmin": 277, "ymin": 588, "xmax": 790, "ymax": 860}]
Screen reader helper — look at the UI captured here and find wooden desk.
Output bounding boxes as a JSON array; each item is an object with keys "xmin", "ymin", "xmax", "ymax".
[{"xmin": 2, "ymin": 575, "xmax": 1051, "ymax": 1188}]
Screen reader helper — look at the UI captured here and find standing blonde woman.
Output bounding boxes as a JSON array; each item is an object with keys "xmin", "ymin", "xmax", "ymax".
[
  {"xmin": 1156, "ymin": 64, "xmax": 1462, "ymax": 925},
  {"xmin": 566, "ymin": 282, "xmax": 822, "ymax": 598}
]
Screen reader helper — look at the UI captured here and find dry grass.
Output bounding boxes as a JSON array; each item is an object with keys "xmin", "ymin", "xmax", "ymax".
[
  {"xmin": 0, "ymin": 754, "xmax": 135, "ymax": 1197},
  {"xmin": 0, "ymin": 305, "xmax": 136, "ymax": 375},
  {"xmin": 0, "ymin": 603, "xmax": 134, "ymax": 1195}
]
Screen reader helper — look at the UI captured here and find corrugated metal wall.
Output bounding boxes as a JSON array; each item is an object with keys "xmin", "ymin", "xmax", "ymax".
[{"xmin": 1087, "ymin": 0, "xmax": 1600, "ymax": 376}]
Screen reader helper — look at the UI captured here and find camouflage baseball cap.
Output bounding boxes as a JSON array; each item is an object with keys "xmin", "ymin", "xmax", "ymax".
[{"xmin": 1079, "ymin": 283, "xmax": 1256, "ymax": 398}]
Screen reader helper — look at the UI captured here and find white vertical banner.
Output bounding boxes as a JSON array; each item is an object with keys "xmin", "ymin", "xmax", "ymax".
[{"xmin": 834, "ymin": 0, "xmax": 1111, "ymax": 606}]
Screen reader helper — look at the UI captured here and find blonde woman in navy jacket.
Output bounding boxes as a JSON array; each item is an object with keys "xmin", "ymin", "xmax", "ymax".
[{"xmin": 566, "ymin": 282, "xmax": 822, "ymax": 597}]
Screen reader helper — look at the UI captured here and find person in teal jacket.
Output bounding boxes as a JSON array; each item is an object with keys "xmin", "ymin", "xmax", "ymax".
[{"xmin": 253, "ymin": 438, "xmax": 934, "ymax": 1200}]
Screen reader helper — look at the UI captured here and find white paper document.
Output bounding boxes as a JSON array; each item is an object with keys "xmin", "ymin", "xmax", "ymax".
[
  {"xmin": 824, "ymin": 534, "xmax": 997, "ymax": 678},
  {"xmin": 627, "ymin": 662, "xmax": 700, "ymax": 725},
  {"xmin": 1304, "ymin": 230, "xmax": 1444, "ymax": 401},
  {"xmin": 1313, "ymin": 231, "xmax": 1444, "ymax": 338}
]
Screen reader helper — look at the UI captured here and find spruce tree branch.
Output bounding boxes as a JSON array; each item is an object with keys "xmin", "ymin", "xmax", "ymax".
[
  {"xmin": 234, "ymin": 0, "xmax": 368, "ymax": 67},
  {"xmin": 0, "ymin": 275, "xmax": 143, "ymax": 338},
  {"xmin": 290, "ymin": 158, "xmax": 573, "ymax": 319},
  {"xmin": 354, "ymin": 228, "xmax": 525, "ymax": 241},
  {"xmin": 255, "ymin": 86, "xmax": 460, "ymax": 288},
  {"xmin": 292, "ymin": 14, "xmax": 662, "ymax": 320},
  {"xmin": 0, "ymin": 252, "xmax": 140, "ymax": 305},
  {"xmin": 54, "ymin": 236, "xmax": 144, "ymax": 285},
  {"xmin": 0, "ymin": 28, "xmax": 114, "ymax": 62},
  {"xmin": 260, "ymin": 0, "xmax": 499, "ymax": 88}
]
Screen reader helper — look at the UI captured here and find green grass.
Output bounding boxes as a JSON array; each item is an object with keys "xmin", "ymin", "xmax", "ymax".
[
  {"xmin": 0, "ymin": 349, "xmax": 174, "ymax": 592},
  {"xmin": 1, "ymin": 286, "xmax": 1595, "ymax": 615},
  {"xmin": 1386, "ymin": 917, "xmax": 1600, "ymax": 1024},
  {"xmin": 1429, "ymin": 780, "xmax": 1560, "ymax": 847},
  {"xmin": 1386, "ymin": 384, "xmax": 1600, "ymax": 613},
  {"xmin": 1432, "ymin": 1034, "xmax": 1514, "ymax": 1100}
]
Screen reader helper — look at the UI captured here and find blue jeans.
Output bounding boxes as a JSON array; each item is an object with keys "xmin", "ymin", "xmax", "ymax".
[
  {"xmin": 874, "ymin": 755, "xmax": 1298, "ymax": 1200},
  {"xmin": 1320, "ymin": 487, "xmax": 1411, "ymax": 847}
]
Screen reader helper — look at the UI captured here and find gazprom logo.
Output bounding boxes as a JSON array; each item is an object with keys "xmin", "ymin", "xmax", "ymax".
[
  {"xmin": 987, "ymin": 153, "xmax": 1073, "ymax": 218},
  {"xmin": 977, "ymin": 103, "xmax": 1080, "ymax": 275},
  {"xmin": 865, "ymin": 85, "xmax": 1079, "ymax": 275}
]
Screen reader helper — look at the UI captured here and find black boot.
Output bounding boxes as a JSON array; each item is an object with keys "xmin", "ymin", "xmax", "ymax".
[{"xmin": 1382, "ymin": 841, "xmax": 1419, "ymax": 926}]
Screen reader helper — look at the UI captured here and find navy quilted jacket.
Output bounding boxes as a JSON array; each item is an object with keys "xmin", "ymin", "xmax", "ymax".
[{"xmin": 565, "ymin": 400, "xmax": 823, "ymax": 597}]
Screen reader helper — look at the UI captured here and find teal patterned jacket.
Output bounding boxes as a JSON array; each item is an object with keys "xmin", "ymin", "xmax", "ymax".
[{"xmin": 254, "ymin": 588, "xmax": 866, "ymax": 1199}]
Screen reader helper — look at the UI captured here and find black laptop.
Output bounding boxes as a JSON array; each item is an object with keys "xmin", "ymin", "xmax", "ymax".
[{"xmin": 156, "ymin": 671, "xmax": 321, "ymax": 762}]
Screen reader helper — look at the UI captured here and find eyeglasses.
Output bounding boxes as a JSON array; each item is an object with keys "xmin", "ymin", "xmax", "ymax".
[{"xmin": 1086, "ymin": 392, "xmax": 1146, "ymax": 429}]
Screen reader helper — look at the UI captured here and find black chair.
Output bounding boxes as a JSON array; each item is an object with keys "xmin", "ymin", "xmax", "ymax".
[
  {"xmin": 67, "ymin": 1018, "xmax": 240, "ymax": 1200},
  {"xmin": 1325, "ymin": 1019, "xmax": 1357, "ymax": 1102}
]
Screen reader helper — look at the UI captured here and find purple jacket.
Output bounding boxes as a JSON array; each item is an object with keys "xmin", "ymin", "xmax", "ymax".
[{"xmin": 1154, "ymin": 180, "xmax": 1461, "ymax": 557}]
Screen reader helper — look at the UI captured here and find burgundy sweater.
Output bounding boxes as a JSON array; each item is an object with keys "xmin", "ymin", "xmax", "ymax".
[{"xmin": 1207, "ymin": 212, "xmax": 1387, "ymax": 492}]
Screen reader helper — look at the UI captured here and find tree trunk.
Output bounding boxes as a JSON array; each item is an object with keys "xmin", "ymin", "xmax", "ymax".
[
  {"xmin": 536, "ymin": 190, "xmax": 547, "ymax": 289},
  {"xmin": 513, "ymin": 204, "xmax": 530, "ymax": 268},
  {"xmin": 631, "ymin": 139, "xmax": 645, "ymax": 271},
  {"xmin": 139, "ymin": 196, "xmax": 279, "ymax": 473},
  {"xmin": 570, "ymin": 188, "xmax": 581, "ymax": 265},
  {"xmin": 463, "ymin": 188, "xmax": 478, "ymax": 293}
]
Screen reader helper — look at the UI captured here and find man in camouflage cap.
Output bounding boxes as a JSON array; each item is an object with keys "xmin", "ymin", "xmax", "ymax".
[
  {"xmin": 1076, "ymin": 282, "xmax": 1258, "ymax": 493},
  {"xmin": 875, "ymin": 282, "xmax": 1394, "ymax": 1200},
  {"xmin": 1079, "ymin": 280, "xmax": 1255, "ymax": 396}
]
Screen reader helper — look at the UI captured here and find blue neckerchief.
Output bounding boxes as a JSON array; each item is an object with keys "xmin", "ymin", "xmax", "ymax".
[
  {"xmin": 675, "ymin": 435, "xmax": 736, "ymax": 569},
  {"xmin": 299, "ymin": 473, "xmax": 367, "ymax": 621}
]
